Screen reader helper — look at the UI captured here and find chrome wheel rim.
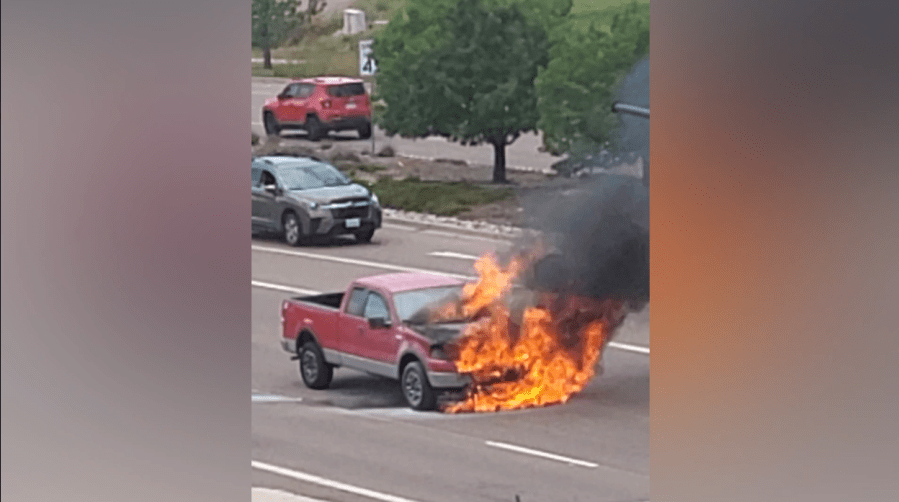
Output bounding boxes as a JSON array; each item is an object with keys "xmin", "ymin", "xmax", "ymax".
[
  {"xmin": 301, "ymin": 350, "xmax": 318, "ymax": 382},
  {"xmin": 284, "ymin": 217, "xmax": 299, "ymax": 244},
  {"xmin": 403, "ymin": 368, "xmax": 423, "ymax": 406}
]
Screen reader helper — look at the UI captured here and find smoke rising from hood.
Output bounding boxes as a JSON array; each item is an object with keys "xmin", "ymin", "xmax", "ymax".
[
  {"xmin": 523, "ymin": 174, "xmax": 649, "ymax": 309},
  {"xmin": 612, "ymin": 57, "xmax": 650, "ymax": 184},
  {"xmin": 519, "ymin": 57, "xmax": 650, "ymax": 310}
]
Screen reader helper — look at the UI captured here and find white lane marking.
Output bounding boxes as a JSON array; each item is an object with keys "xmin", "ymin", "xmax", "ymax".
[
  {"xmin": 428, "ymin": 251, "xmax": 480, "ymax": 261},
  {"xmin": 484, "ymin": 441, "xmax": 599, "ymax": 469},
  {"xmin": 608, "ymin": 341, "xmax": 650, "ymax": 355},
  {"xmin": 252, "ymin": 280, "xmax": 320, "ymax": 296},
  {"xmin": 253, "ymin": 394, "xmax": 304, "ymax": 403},
  {"xmin": 252, "ymin": 461, "xmax": 423, "ymax": 502},
  {"xmin": 422, "ymin": 229, "xmax": 511, "ymax": 242},
  {"xmin": 252, "ymin": 487, "xmax": 327, "ymax": 502},
  {"xmin": 251, "ymin": 245, "xmax": 473, "ymax": 280}
]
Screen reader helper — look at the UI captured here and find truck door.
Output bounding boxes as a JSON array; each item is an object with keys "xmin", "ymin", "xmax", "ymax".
[
  {"xmin": 338, "ymin": 287, "xmax": 400, "ymax": 376},
  {"xmin": 358, "ymin": 290, "xmax": 401, "ymax": 365},
  {"xmin": 337, "ymin": 287, "xmax": 370, "ymax": 361}
]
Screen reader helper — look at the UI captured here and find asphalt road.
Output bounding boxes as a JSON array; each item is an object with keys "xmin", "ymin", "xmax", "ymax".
[
  {"xmin": 252, "ymin": 223, "xmax": 649, "ymax": 502},
  {"xmin": 252, "ymin": 78, "xmax": 561, "ymax": 173}
]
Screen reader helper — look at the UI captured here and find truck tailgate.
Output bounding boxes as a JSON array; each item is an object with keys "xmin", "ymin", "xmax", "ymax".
[{"xmin": 281, "ymin": 294, "xmax": 343, "ymax": 353}]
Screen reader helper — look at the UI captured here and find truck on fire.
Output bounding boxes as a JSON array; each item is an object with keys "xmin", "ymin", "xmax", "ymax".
[{"xmin": 280, "ymin": 272, "xmax": 472, "ymax": 411}]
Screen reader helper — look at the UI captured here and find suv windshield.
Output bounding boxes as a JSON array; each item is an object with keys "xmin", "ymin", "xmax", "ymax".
[
  {"xmin": 326, "ymin": 83, "xmax": 366, "ymax": 97},
  {"xmin": 277, "ymin": 162, "xmax": 351, "ymax": 190},
  {"xmin": 394, "ymin": 286, "xmax": 465, "ymax": 323}
]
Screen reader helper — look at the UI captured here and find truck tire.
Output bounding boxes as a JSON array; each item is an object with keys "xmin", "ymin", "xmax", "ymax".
[
  {"xmin": 401, "ymin": 360, "xmax": 437, "ymax": 411},
  {"xmin": 299, "ymin": 341, "xmax": 333, "ymax": 390}
]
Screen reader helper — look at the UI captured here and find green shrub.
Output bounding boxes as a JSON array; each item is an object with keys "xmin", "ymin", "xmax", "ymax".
[{"xmin": 353, "ymin": 176, "xmax": 513, "ymax": 216}]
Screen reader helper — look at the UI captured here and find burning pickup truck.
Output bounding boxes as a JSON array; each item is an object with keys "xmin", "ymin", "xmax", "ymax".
[
  {"xmin": 280, "ymin": 272, "xmax": 472, "ymax": 411},
  {"xmin": 281, "ymin": 250, "xmax": 634, "ymax": 413}
]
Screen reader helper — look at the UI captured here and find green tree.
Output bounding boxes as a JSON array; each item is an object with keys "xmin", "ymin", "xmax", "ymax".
[
  {"xmin": 252, "ymin": 0, "xmax": 327, "ymax": 69},
  {"xmin": 373, "ymin": 0, "xmax": 559, "ymax": 183},
  {"xmin": 535, "ymin": 1, "xmax": 649, "ymax": 154}
]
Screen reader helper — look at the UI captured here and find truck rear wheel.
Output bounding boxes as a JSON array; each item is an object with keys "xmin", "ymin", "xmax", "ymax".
[
  {"xmin": 299, "ymin": 341, "xmax": 332, "ymax": 390},
  {"xmin": 401, "ymin": 360, "xmax": 437, "ymax": 411}
]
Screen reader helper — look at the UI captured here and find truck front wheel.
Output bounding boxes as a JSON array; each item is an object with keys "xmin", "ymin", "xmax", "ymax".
[
  {"xmin": 299, "ymin": 341, "xmax": 333, "ymax": 390},
  {"xmin": 401, "ymin": 361, "xmax": 437, "ymax": 411}
]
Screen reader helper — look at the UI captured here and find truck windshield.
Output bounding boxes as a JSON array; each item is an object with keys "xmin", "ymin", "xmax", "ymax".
[
  {"xmin": 278, "ymin": 162, "xmax": 351, "ymax": 190},
  {"xmin": 394, "ymin": 286, "xmax": 464, "ymax": 322}
]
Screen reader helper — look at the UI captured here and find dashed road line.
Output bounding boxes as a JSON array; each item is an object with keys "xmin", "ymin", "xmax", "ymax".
[
  {"xmin": 252, "ymin": 280, "xmax": 320, "ymax": 296},
  {"xmin": 427, "ymin": 251, "xmax": 481, "ymax": 261},
  {"xmin": 484, "ymin": 440, "xmax": 599, "ymax": 468},
  {"xmin": 252, "ymin": 461, "xmax": 423, "ymax": 502},
  {"xmin": 253, "ymin": 394, "xmax": 304, "ymax": 403},
  {"xmin": 251, "ymin": 245, "xmax": 473, "ymax": 280},
  {"xmin": 252, "ymin": 488, "xmax": 326, "ymax": 502},
  {"xmin": 607, "ymin": 341, "xmax": 650, "ymax": 355}
]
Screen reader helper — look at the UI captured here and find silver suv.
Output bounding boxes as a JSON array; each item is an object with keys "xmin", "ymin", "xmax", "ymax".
[{"xmin": 252, "ymin": 156, "xmax": 382, "ymax": 245}]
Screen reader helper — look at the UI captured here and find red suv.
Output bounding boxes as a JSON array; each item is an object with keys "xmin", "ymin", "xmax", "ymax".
[{"xmin": 262, "ymin": 76, "xmax": 372, "ymax": 141}]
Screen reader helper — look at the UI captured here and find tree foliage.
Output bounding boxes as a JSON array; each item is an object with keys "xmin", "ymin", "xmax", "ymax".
[
  {"xmin": 373, "ymin": 0, "xmax": 563, "ymax": 182},
  {"xmin": 535, "ymin": 1, "xmax": 649, "ymax": 154},
  {"xmin": 252, "ymin": 0, "xmax": 326, "ymax": 69}
]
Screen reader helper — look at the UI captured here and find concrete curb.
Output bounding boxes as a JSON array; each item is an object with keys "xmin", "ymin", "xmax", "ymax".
[{"xmin": 381, "ymin": 209, "xmax": 540, "ymax": 242}]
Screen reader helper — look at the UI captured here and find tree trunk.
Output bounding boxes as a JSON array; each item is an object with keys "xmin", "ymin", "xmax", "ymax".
[
  {"xmin": 263, "ymin": 45, "xmax": 272, "ymax": 70},
  {"xmin": 491, "ymin": 139, "xmax": 507, "ymax": 183},
  {"xmin": 261, "ymin": 24, "xmax": 272, "ymax": 70}
]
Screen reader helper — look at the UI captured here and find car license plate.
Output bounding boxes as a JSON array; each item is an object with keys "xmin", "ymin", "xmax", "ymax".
[
  {"xmin": 345, "ymin": 218, "xmax": 361, "ymax": 228},
  {"xmin": 346, "ymin": 102, "xmax": 357, "ymax": 109}
]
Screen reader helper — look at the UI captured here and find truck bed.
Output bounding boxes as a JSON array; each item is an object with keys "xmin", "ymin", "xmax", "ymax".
[{"xmin": 290, "ymin": 292, "xmax": 344, "ymax": 310}]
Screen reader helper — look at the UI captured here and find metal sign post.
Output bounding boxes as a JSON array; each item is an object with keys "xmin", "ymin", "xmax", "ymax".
[{"xmin": 359, "ymin": 40, "xmax": 377, "ymax": 154}]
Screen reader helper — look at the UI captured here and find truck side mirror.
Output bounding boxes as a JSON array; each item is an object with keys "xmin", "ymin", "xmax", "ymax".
[
  {"xmin": 368, "ymin": 317, "xmax": 391, "ymax": 329},
  {"xmin": 263, "ymin": 184, "xmax": 279, "ymax": 195}
]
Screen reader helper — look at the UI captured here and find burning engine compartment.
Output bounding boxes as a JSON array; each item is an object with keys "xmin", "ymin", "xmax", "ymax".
[
  {"xmin": 414, "ymin": 173, "xmax": 649, "ymax": 414},
  {"xmin": 416, "ymin": 68, "xmax": 649, "ymax": 413}
]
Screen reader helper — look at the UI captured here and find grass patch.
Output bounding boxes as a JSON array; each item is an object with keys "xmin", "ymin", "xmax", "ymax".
[
  {"xmin": 355, "ymin": 164, "xmax": 387, "ymax": 173},
  {"xmin": 252, "ymin": 27, "xmax": 389, "ymax": 79},
  {"xmin": 356, "ymin": 0, "xmax": 406, "ymax": 22},
  {"xmin": 353, "ymin": 176, "xmax": 513, "ymax": 216},
  {"xmin": 571, "ymin": 0, "xmax": 649, "ymax": 14}
]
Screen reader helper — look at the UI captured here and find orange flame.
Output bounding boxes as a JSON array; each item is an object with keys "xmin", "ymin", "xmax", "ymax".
[{"xmin": 440, "ymin": 251, "xmax": 626, "ymax": 413}]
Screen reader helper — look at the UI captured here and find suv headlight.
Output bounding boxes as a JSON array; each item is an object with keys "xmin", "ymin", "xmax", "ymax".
[
  {"xmin": 307, "ymin": 201, "xmax": 319, "ymax": 210},
  {"xmin": 370, "ymin": 193, "xmax": 379, "ymax": 205}
]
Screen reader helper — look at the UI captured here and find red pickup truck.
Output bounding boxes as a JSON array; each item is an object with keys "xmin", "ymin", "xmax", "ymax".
[{"xmin": 280, "ymin": 272, "xmax": 472, "ymax": 410}]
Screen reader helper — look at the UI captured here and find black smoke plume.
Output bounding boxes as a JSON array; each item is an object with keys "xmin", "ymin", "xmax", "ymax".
[{"xmin": 519, "ymin": 57, "xmax": 650, "ymax": 310}]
